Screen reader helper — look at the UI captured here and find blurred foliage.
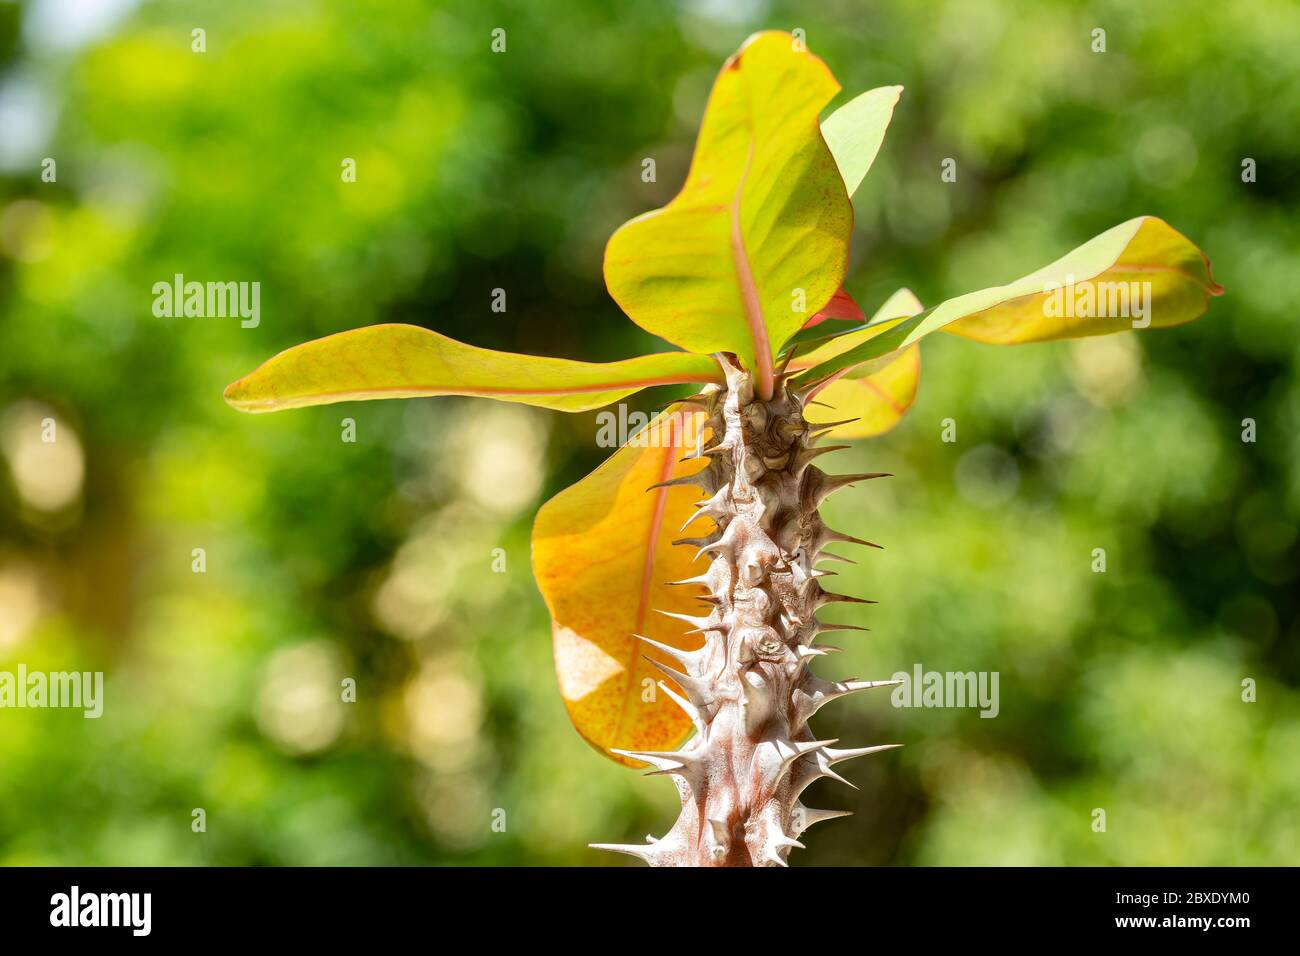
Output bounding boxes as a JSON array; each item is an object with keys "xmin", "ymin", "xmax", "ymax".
[{"xmin": 0, "ymin": 0, "xmax": 1296, "ymax": 865}]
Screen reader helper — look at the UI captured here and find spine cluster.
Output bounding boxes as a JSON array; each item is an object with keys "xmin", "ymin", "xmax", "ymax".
[{"xmin": 594, "ymin": 356, "xmax": 900, "ymax": 867}]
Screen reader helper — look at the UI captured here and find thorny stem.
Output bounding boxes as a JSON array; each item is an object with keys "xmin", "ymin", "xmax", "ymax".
[{"xmin": 593, "ymin": 354, "xmax": 901, "ymax": 866}]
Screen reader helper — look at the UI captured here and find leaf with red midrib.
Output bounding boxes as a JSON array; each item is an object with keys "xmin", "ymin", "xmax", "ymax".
[{"xmin": 532, "ymin": 406, "xmax": 714, "ymax": 766}]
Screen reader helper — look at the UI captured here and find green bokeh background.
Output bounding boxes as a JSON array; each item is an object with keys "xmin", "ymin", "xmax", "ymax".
[{"xmin": 1, "ymin": 0, "xmax": 1296, "ymax": 865}]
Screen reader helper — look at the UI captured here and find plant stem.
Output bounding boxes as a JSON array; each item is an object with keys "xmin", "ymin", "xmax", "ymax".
[{"xmin": 593, "ymin": 355, "xmax": 900, "ymax": 866}]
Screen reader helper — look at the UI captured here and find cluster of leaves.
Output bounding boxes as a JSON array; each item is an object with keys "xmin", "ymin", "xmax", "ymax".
[
  {"xmin": 2, "ymin": 0, "xmax": 1294, "ymax": 866},
  {"xmin": 225, "ymin": 32, "xmax": 1218, "ymax": 765}
]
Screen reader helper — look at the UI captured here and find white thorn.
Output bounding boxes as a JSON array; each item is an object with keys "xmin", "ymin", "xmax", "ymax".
[
  {"xmin": 665, "ymin": 574, "xmax": 711, "ymax": 589},
  {"xmin": 644, "ymin": 657, "xmax": 714, "ymax": 707},
  {"xmin": 655, "ymin": 609, "xmax": 711, "ymax": 631},
  {"xmin": 792, "ymin": 753, "xmax": 858, "ymax": 796},
  {"xmin": 610, "ymin": 748, "xmax": 685, "ymax": 773},
  {"xmin": 657, "ymin": 680, "xmax": 704, "ymax": 731},
  {"xmin": 795, "ymin": 643, "xmax": 840, "ymax": 659},
  {"xmin": 822, "ymin": 743, "xmax": 903, "ymax": 765},
  {"xmin": 589, "ymin": 842, "xmax": 656, "ymax": 863},
  {"xmin": 777, "ymin": 737, "xmax": 839, "ymax": 771},
  {"xmin": 793, "ymin": 805, "xmax": 853, "ymax": 834},
  {"xmin": 633, "ymin": 633, "xmax": 702, "ymax": 673},
  {"xmin": 794, "ymin": 677, "xmax": 901, "ymax": 724},
  {"xmin": 842, "ymin": 678, "xmax": 903, "ymax": 692}
]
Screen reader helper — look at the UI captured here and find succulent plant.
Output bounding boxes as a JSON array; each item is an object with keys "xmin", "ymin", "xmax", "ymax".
[{"xmin": 225, "ymin": 31, "xmax": 1220, "ymax": 866}]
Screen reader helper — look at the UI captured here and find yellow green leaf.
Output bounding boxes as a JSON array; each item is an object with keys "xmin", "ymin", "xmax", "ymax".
[
  {"xmin": 531, "ymin": 406, "xmax": 714, "ymax": 766},
  {"xmin": 797, "ymin": 289, "xmax": 924, "ymax": 439},
  {"xmin": 797, "ymin": 217, "xmax": 1222, "ymax": 383},
  {"xmin": 793, "ymin": 287, "xmax": 923, "ymax": 371},
  {"xmin": 941, "ymin": 216, "xmax": 1223, "ymax": 344},
  {"xmin": 223, "ymin": 323, "xmax": 723, "ymax": 413},
  {"xmin": 603, "ymin": 31, "xmax": 852, "ymax": 400},
  {"xmin": 821, "ymin": 85, "xmax": 904, "ymax": 198}
]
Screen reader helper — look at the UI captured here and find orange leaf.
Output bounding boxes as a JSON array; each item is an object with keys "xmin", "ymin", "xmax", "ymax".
[{"xmin": 531, "ymin": 406, "xmax": 714, "ymax": 766}]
